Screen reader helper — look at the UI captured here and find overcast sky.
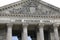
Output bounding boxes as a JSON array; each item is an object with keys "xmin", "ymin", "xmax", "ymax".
[
  {"xmin": 0, "ymin": 0, "xmax": 60, "ymax": 8},
  {"xmin": 0, "ymin": 0, "xmax": 60, "ymax": 40}
]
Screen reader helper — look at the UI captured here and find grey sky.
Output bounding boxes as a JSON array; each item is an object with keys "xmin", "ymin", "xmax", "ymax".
[{"xmin": 0, "ymin": 0, "xmax": 60, "ymax": 8}]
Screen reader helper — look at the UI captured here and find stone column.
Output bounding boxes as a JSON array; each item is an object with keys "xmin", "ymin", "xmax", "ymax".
[
  {"xmin": 50, "ymin": 31, "xmax": 54, "ymax": 40},
  {"xmin": 39, "ymin": 24, "xmax": 44, "ymax": 40},
  {"xmin": 37, "ymin": 32, "xmax": 40, "ymax": 40},
  {"xmin": 7, "ymin": 23, "xmax": 13, "ymax": 40},
  {"xmin": 22, "ymin": 23, "xmax": 28, "ymax": 40},
  {"xmin": 53, "ymin": 24, "xmax": 59, "ymax": 40},
  {"xmin": 49, "ymin": 27, "xmax": 54, "ymax": 40}
]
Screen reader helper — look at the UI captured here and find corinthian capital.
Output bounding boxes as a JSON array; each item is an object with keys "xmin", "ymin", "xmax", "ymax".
[
  {"xmin": 39, "ymin": 23, "xmax": 45, "ymax": 28},
  {"xmin": 53, "ymin": 23, "xmax": 60, "ymax": 28},
  {"xmin": 22, "ymin": 23, "xmax": 29, "ymax": 27},
  {"xmin": 7, "ymin": 23, "xmax": 13, "ymax": 27}
]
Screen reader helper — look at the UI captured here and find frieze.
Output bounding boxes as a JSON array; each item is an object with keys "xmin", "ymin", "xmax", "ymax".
[
  {"xmin": 14, "ymin": 19, "xmax": 52, "ymax": 24},
  {"xmin": 23, "ymin": 20, "xmax": 40, "ymax": 23},
  {"xmin": 14, "ymin": 19, "xmax": 55, "ymax": 24}
]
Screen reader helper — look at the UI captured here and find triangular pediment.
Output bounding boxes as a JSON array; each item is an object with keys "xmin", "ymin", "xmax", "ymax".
[{"xmin": 0, "ymin": 0, "xmax": 60, "ymax": 16}]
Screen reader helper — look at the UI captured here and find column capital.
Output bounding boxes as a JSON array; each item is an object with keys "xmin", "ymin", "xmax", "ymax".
[
  {"xmin": 23, "ymin": 23, "xmax": 28, "ymax": 26},
  {"xmin": 7, "ymin": 23, "xmax": 13, "ymax": 27},
  {"xmin": 53, "ymin": 23, "xmax": 59, "ymax": 28},
  {"xmin": 39, "ymin": 23, "xmax": 44, "ymax": 28}
]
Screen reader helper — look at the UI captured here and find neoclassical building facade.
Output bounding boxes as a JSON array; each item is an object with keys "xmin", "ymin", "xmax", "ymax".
[{"xmin": 0, "ymin": 0, "xmax": 60, "ymax": 40}]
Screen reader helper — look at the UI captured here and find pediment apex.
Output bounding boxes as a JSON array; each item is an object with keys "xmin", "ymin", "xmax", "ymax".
[{"xmin": 0, "ymin": 0, "xmax": 60, "ymax": 13}]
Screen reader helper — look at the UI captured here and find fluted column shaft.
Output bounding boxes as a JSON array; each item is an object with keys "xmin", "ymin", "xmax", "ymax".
[
  {"xmin": 7, "ymin": 23, "xmax": 13, "ymax": 40},
  {"xmin": 53, "ymin": 24, "xmax": 59, "ymax": 40},
  {"xmin": 37, "ymin": 32, "xmax": 40, "ymax": 40},
  {"xmin": 22, "ymin": 23, "xmax": 28, "ymax": 40},
  {"xmin": 39, "ymin": 24, "xmax": 44, "ymax": 40},
  {"xmin": 50, "ymin": 31, "xmax": 54, "ymax": 40}
]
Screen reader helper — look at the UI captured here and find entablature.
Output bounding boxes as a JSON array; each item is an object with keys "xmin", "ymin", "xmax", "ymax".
[{"xmin": 0, "ymin": 14, "xmax": 60, "ymax": 19}]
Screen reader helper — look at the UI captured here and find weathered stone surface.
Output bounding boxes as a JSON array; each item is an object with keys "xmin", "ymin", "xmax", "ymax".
[
  {"xmin": 0, "ymin": 0, "xmax": 60, "ymax": 16},
  {"xmin": 8, "ymin": 1, "xmax": 59, "ymax": 16}
]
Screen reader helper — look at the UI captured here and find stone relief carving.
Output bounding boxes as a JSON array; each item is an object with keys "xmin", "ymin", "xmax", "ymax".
[
  {"xmin": 36, "ymin": 5, "xmax": 59, "ymax": 15},
  {"xmin": 9, "ymin": 7, "xmax": 33, "ymax": 14},
  {"xmin": 2, "ymin": 0, "xmax": 59, "ymax": 16}
]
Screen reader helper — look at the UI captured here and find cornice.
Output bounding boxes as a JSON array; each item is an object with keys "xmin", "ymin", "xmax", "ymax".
[
  {"xmin": 39, "ymin": 1, "xmax": 60, "ymax": 12},
  {"xmin": 0, "ymin": 0, "xmax": 60, "ymax": 13},
  {"xmin": 0, "ymin": 0, "xmax": 27, "ymax": 11},
  {"xmin": 0, "ymin": 14, "xmax": 60, "ymax": 19}
]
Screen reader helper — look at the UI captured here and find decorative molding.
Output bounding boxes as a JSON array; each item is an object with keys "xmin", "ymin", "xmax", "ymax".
[
  {"xmin": 0, "ymin": 0, "xmax": 60, "ymax": 19},
  {"xmin": 7, "ymin": 23, "xmax": 13, "ymax": 27},
  {"xmin": 0, "ymin": 0, "xmax": 60, "ymax": 12},
  {"xmin": 0, "ymin": 14, "xmax": 60, "ymax": 19},
  {"xmin": 53, "ymin": 23, "xmax": 60, "ymax": 28}
]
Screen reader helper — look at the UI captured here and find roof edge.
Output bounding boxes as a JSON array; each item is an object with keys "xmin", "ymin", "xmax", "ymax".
[
  {"xmin": 39, "ymin": 1, "xmax": 60, "ymax": 12},
  {"xmin": 0, "ymin": 0, "xmax": 60, "ymax": 12}
]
